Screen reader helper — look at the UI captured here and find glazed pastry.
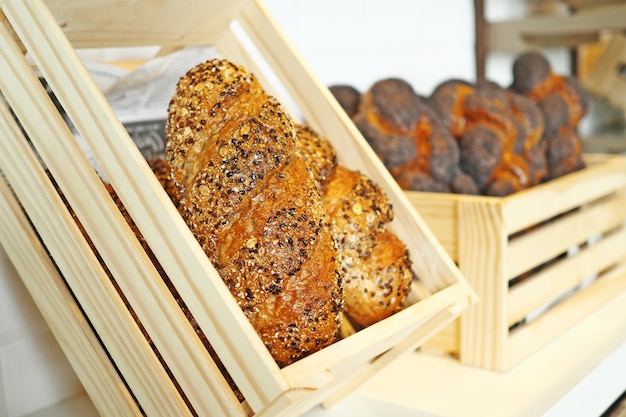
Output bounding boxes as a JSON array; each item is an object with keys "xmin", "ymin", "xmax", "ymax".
[
  {"xmin": 353, "ymin": 78, "xmax": 476, "ymax": 194},
  {"xmin": 429, "ymin": 79, "xmax": 476, "ymax": 139},
  {"xmin": 459, "ymin": 122, "xmax": 531, "ymax": 196},
  {"xmin": 545, "ymin": 126, "xmax": 585, "ymax": 180},
  {"xmin": 510, "ymin": 51, "xmax": 555, "ymax": 100},
  {"xmin": 352, "ymin": 78, "xmax": 422, "ymax": 177},
  {"xmin": 329, "ymin": 84, "xmax": 362, "ymax": 118},
  {"xmin": 505, "ymin": 91, "xmax": 547, "ymax": 185},
  {"xmin": 510, "ymin": 52, "xmax": 587, "ymax": 180}
]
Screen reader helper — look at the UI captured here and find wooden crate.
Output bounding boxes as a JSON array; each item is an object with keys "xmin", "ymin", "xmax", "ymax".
[
  {"xmin": 408, "ymin": 154, "xmax": 626, "ymax": 371},
  {"xmin": 0, "ymin": 0, "xmax": 476, "ymax": 416}
]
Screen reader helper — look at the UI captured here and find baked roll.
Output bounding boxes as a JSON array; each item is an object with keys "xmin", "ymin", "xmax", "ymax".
[
  {"xmin": 321, "ymin": 165, "xmax": 413, "ymax": 328},
  {"xmin": 295, "ymin": 124, "xmax": 414, "ymax": 328}
]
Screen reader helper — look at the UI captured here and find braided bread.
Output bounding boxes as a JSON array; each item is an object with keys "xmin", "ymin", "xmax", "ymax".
[{"xmin": 165, "ymin": 59, "xmax": 343, "ymax": 367}]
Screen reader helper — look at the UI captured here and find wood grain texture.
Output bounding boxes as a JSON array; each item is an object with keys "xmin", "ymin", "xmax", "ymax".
[
  {"xmin": 405, "ymin": 192, "xmax": 460, "ymax": 260},
  {"xmin": 508, "ymin": 225, "xmax": 626, "ymax": 325},
  {"xmin": 502, "ymin": 155, "xmax": 626, "ymax": 235},
  {"xmin": 457, "ymin": 198, "xmax": 509, "ymax": 370},
  {"xmin": 507, "ymin": 262, "xmax": 626, "ymax": 369},
  {"xmin": 44, "ymin": 0, "xmax": 248, "ymax": 48},
  {"xmin": 2, "ymin": 0, "xmax": 277, "ymax": 414},
  {"xmin": 0, "ymin": 172, "xmax": 142, "ymax": 417},
  {"xmin": 506, "ymin": 191, "xmax": 626, "ymax": 280},
  {"xmin": 585, "ymin": 34, "xmax": 626, "ymax": 111}
]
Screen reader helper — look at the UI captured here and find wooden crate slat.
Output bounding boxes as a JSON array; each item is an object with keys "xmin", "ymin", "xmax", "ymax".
[
  {"xmin": 0, "ymin": 10, "xmax": 247, "ymax": 417},
  {"xmin": 0, "ymin": 3, "xmax": 256, "ymax": 415},
  {"xmin": 456, "ymin": 197, "xmax": 509, "ymax": 370},
  {"xmin": 420, "ymin": 319, "xmax": 460, "ymax": 356},
  {"xmin": 506, "ymin": 262, "xmax": 626, "ymax": 369},
  {"xmin": 508, "ymin": 225, "xmax": 626, "ymax": 326},
  {"xmin": 282, "ymin": 282, "xmax": 473, "ymax": 389},
  {"xmin": 236, "ymin": 0, "xmax": 385, "ymax": 191},
  {"xmin": 585, "ymin": 34, "xmax": 626, "ymax": 111},
  {"xmin": 506, "ymin": 192, "xmax": 626, "ymax": 280},
  {"xmin": 487, "ymin": 5, "xmax": 626, "ymax": 52},
  {"xmin": 405, "ymin": 192, "xmax": 460, "ymax": 260},
  {"xmin": 0, "ymin": 176, "xmax": 142, "ymax": 417},
  {"xmin": 502, "ymin": 155, "xmax": 626, "ymax": 235},
  {"xmin": 43, "ymin": 0, "xmax": 248, "ymax": 48},
  {"xmin": 261, "ymin": 305, "xmax": 463, "ymax": 417},
  {"xmin": 4, "ymin": 0, "xmax": 290, "ymax": 411},
  {"xmin": 215, "ymin": 23, "xmax": 304, "ymax": 129},
  {"xmin": 0, "ymin": 55, "xmax": 190, "ymax": 417},
  {"xmin": 322, "ymin": 304, "xmax": 465, "ymax": 410},
  {"xmin": 236, "ymin": 0, "xmax": 345, "ymax": 151}
]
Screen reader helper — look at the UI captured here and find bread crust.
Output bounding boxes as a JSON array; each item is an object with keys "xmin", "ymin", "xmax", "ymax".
[{"xmin": 166, "ymin": 59, "xmax": 343, "ymax": 367}]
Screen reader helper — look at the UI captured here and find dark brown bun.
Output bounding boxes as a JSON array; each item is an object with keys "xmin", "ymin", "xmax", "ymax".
[
  {"xmin": 428, "ymin": 79, "xmax": 476, "ymax": 139},
  {"xmin": 329, "ymin": 84, "xmax": 362, "ymax": 118},
  {"xmin": 511, "ymin": 51, "xmax": 555, "ymax": 100}
]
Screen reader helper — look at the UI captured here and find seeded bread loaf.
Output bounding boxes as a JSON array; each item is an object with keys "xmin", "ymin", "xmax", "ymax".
[{"xmin": 165, "ymin": 59, "xmax": 343, "ymax": 367}]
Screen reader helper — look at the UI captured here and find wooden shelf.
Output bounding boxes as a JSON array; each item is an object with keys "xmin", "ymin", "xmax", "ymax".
[
  {"xmin": 474, "ymin": 0, "xmax": 626, "ymax": 81},
  {"xmin": 487, "ymin": 5, "xmax": 626, "ymax": 52}
]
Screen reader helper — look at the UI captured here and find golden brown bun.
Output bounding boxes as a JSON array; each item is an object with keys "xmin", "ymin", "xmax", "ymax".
[
  {"xmin": 147, "ymin": 156, "xmax": 181, "ymax": 208},
  {"xmin": 321, "ymin": 165, "xmax": 412, "ymax": 328},
  {"xmin": 166, "ymin": 59, "xmax": 343, "ymax": 367},
  {"xmin": 294, "ymin": 124, "xmax": 414, "ymax": 326},
  {"xmin": 294, "ymin": 123, "xmax": 338, "ymax": 190}
]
